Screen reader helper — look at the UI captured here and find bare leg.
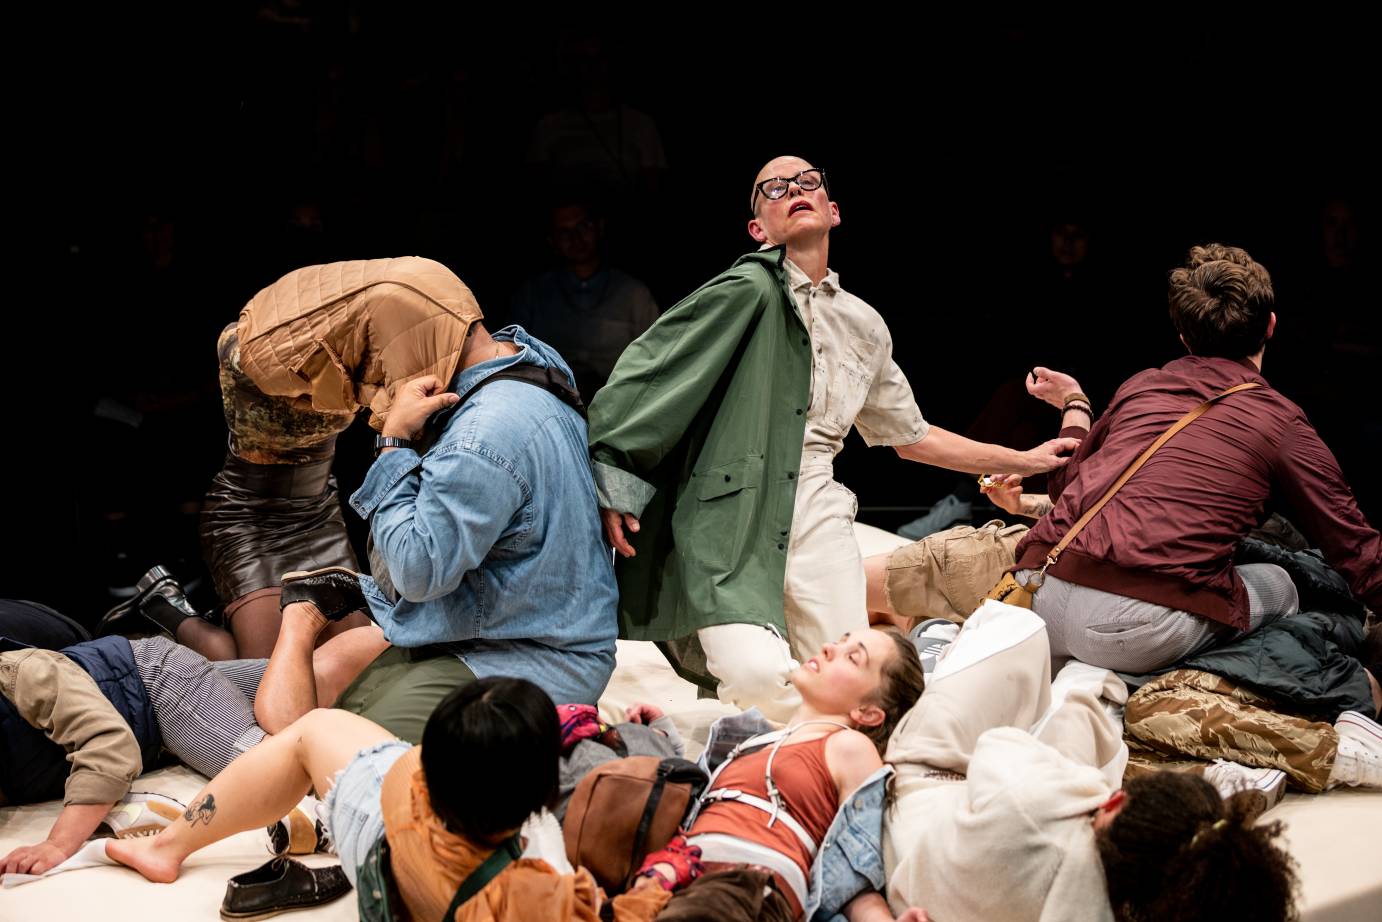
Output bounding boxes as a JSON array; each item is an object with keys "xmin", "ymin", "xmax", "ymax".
[
  {"xmin": 313, "ymin": 622, "xmax": 390, "ymax": 707},
  {"xmin": 231, "ymin": 589, "xmax": 371, "ymax": 660},
  {"xmin": 256, "ymin": 600, "xmax": 389, "ymax": 733},
  {"xmin": 864, "ymin": 553, "xmax": 910, "ymax": 630},
  {"xmin": 107, "ymin": 709, "xmax": 394, "ymax": 883},
  {"xmin": 321, "ymin": 610, "xmax": 371, "ymax": 642}
]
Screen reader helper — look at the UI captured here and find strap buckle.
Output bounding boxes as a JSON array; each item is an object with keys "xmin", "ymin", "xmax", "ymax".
[{"xmin": 1021, "ymin": 555, "xmax": 1057, "ymax": 592}]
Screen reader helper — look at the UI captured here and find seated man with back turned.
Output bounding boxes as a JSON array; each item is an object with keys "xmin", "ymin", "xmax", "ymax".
[{"xmin": 1010, "ymin": 244, "xmax": 1382, "ymax": 674}]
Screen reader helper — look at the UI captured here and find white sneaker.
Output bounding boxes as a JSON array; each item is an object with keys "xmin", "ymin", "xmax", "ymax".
[
  {"xmin": 1331, "ymin": 711, "xmax": 1382, "ymax": 789},
  {"xmin": 95, "ymin": 791, "xmax": 185, "ymax": 839},
  {"xmin": 1202, "ymin": 760, "xmax": 1289, "ymax": 811}
]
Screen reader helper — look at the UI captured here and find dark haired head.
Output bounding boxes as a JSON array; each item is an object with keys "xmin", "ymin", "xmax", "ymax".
[
  {"xmin": 420, "ymin": 676, "xmax": 560, "ymax": 842},
  {"xmin": 860, "ymin": 630, "xmax": 926, "ymax": 755},
  {"xmin": 1167, "ymin": 244, "xmax": 1274, "ymax": 359},
  {"xmin": 1098, "ymin": 772, "xmax": 1298, "ymax": 922}
]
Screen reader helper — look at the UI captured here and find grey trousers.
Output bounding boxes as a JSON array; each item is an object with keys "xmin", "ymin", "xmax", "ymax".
[{"xmin": 1022, "ymin": 563, "xmax": 1299, "ymax": 673}]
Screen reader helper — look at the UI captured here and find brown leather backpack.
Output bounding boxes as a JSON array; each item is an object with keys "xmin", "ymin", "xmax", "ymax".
[{"xmin": 562, "ymin": 755, "xmax": 707, "ymax": 893}]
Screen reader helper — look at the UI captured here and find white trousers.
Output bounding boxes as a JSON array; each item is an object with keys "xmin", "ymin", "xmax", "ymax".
[{"xmin": 698, "ymin": 458, "xmax": 869, "ymax": 722}]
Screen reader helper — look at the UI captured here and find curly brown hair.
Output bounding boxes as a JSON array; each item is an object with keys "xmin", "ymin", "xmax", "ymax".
[
  {"xmin": 1167, "ymin": 243, "xmax": 1274, "ymax": 359},
  {"xmin": 1098, "ymin": 772, "xmax": 1298, "ymax": 922}
]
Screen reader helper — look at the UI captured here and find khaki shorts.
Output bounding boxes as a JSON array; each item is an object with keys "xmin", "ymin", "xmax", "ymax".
[{"xmin": 884, "ymin": 520, "xmax": 1028, "ymax": 625}]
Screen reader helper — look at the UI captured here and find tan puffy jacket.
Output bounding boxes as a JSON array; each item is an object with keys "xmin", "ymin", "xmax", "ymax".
[{"xmin": 236, "ymin": 257, "xmax": 483, "ymax": 430}]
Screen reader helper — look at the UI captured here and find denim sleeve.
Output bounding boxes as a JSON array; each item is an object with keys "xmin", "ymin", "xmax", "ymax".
[
  {"xmin": 811, "ymin": 772, "xmax": 890, "ymax": 921},
  {"xmin": 350, "ymin": 444, "xmax": 525, "ymax": 603}
]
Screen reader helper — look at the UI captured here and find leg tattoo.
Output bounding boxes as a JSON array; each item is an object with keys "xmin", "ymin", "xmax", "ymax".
[{"xmin": 184, "ymin": 794, "xmax": 218, "ymax": 827}]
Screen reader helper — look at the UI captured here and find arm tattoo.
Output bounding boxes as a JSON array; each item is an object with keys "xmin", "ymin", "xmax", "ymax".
[{"xmin": 184, "ymin": 794, "xmax": 218, "ymax": 828}]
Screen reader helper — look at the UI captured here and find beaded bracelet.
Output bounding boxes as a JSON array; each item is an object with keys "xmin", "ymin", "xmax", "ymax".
[{"xmin": 1063, "ymin": 403, "xmax": 1093, "ymax": 420}]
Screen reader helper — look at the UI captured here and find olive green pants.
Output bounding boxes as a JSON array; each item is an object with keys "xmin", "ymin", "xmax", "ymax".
[{"xmin": 336, "ymin": 646, "xmax": 475, "ymax": 744}]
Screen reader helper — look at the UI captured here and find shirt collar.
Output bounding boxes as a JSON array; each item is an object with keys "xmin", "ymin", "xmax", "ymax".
[
  {"xmin": 783, "ymin": 256, "xmax": 839, "ymax": 294},
  {"xmin": 450, "ymin": 330, "xmax": 534, "ymax": 396}
]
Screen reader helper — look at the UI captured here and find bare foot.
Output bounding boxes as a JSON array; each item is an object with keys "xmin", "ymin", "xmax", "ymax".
[{"xmin": 105, "ymin": 837, "xmax": 181, "ymax": 884}]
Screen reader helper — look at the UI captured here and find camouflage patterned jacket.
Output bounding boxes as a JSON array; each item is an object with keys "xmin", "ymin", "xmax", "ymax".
[{"xmin": 1123, "ymin": 539, "xmax": 1373, "ymax": 720}]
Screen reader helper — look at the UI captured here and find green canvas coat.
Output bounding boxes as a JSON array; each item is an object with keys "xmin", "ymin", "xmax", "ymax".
[{"xmin": 587, "ymin": 247, "xmax": 811, "ymax": 684}]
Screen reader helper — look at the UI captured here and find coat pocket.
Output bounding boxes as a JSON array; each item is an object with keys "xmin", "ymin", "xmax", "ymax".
[
  {"xmin": 696, "ymin": 454, "xmax": 764, "ymax": 500},
  {"xmin": 681, "ymin": 453, "xmax": 765, "ymax": 572}
]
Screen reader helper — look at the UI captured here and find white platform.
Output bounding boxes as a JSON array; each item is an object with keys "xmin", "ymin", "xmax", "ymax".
[{"xmin": 2, "ymin": 523, "xmax": 1377, "ymax": 920}]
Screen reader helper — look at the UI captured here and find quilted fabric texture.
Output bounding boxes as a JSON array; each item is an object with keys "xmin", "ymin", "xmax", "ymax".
[{"xmin": 237, "ymin": 257, "xmax": 483, "ymax": 429}]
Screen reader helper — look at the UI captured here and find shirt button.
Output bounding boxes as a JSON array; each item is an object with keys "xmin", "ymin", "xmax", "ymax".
[
  {"xmin": 724, "ymin": 474, "xmax": 732, "ymax": 482},
  {"xmin": 778, "ymin": 543, "xmax": 786, "ymax": 551},
  {"xmin": 796, "ymin": 408, "xmax": 803, "ymax": 415},
  {"xmin": 372, "ymin": 890, "xmax": 383, "ymax": 900},
  {"xmin": 787, "ymin": 471, "xmax": 796, "ymax": 479},
  {"xmin": 801, "ymin": 337, "xmax": 809, "ymax": 346}
]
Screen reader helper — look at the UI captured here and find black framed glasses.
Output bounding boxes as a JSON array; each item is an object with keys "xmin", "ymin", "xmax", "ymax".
[{"xmin": 751, "ymin": 168, "xmax": 828, "ymax": 213}]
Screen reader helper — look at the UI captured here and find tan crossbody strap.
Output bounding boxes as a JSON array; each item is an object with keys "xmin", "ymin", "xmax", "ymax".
[{"xmin": 1037, "ymin": 381, "xmax": 1262, "ymax": 575}]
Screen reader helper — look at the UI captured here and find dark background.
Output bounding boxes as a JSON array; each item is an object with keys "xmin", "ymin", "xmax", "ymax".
[{"xmin": 9, "ymin": 7, "xmax": 1377, "ymax": 624}]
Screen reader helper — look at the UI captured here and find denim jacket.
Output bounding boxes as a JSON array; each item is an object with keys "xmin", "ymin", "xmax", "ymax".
[
  {"xmin": 350, "ymin": 326, "xmax": 618, "ymax": 705},
  {"xmin": 696, "ymin": 711, "xmax": 890, "ymax": 922}
]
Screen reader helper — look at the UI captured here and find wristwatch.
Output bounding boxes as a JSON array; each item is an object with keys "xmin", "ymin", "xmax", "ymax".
[{"xmin": 374, "ymin": 435, "xmax": 414, "ymax": 456}]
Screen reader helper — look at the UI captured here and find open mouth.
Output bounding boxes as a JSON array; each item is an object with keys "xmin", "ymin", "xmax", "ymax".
[
  {"xmin": 789, "ymin": 201, "xmax": 814, "ymax": 216},
  {"xmin": 806, "ymin": 658, "xmax": 820, "ymax": 672}
]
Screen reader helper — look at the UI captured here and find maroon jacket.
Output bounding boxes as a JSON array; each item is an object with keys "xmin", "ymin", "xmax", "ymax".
[{"xmin": 1014, "ymin": 355, "xmax": 1382, "ymax": 629}]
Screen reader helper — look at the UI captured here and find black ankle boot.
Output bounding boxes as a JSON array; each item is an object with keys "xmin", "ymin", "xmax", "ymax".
[{"xmin": 97, "ymin": 565, "xmax": 192, "ymax": 639}]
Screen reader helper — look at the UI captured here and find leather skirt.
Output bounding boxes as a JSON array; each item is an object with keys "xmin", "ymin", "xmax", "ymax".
[{"xmin": 199, "ymin": 443, "xmax": 359, "ymax": 604}]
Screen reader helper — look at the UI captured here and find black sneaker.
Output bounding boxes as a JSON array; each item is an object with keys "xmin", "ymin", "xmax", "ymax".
[
  {"xmin": 97, "ymin": 565, "xmax": 191, "ymax": 639},
  {"xmin": 279, "ymin": 567, "xmax": 368, "ymax": 622}
]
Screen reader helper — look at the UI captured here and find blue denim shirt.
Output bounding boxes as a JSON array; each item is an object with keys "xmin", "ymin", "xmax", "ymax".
[
  {"xmin": 349, "ymin": 327, "xmax": 618, "ymax": 705},
  {"xmin": 697, "ymin": 712, "xmax": 890, "ymax": 922}
]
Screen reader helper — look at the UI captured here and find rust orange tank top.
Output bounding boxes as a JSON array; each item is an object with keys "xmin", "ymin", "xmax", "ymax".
[{"xmin": 688, "ymin": 733, "xmax": 839, "ymax": 882}]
